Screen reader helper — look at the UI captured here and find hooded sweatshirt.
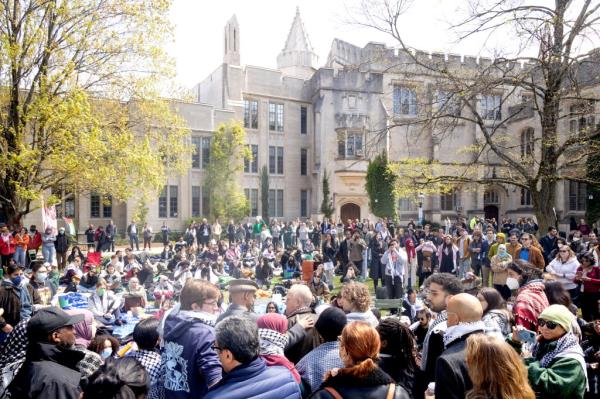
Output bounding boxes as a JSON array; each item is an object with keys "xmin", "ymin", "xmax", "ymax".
[{"xmin": 159, "ymin": 309, "xmax": 222, "ymax": 399}]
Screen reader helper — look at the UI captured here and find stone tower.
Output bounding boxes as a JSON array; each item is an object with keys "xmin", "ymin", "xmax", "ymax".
[
  {"xmin": 223, "ymin": 14, "xmax": 240, "ymax": 65},
  {"xmin": 277, "ymin": 7, "xmax": 318, "ymax": 79}
]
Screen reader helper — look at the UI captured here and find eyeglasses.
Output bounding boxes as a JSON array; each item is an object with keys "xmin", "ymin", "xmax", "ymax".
[
  {"xmin": 538, "ymin": 319, "xmax": 559, "ymax": 330},
  {"xmin": 211, "ymin": 343, "xmax": 224, "ymax": 353}
]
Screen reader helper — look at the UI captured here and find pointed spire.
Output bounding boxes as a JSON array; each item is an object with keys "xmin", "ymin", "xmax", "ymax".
[{"xmin": 277, "ymin": 7, "xmax": 318, "ymax": 78}]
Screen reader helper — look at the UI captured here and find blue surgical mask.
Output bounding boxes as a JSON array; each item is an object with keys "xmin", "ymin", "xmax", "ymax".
[
  {"xmin": 100, "ymin": 348, "xmax": 112, "ymax": 359},
  {"xmin": 11, "ymin": 276, "xmax": 23, "ymax": 286}
]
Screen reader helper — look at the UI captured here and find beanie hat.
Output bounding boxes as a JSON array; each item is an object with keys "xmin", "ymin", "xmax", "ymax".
[
  {"xmin": 496, "ymin": 232, "xmax": 505, "ymax": 240},
  {"xmin": 315, "ymin": 306, "xmax": 347, "ymax": 342},
  {"xmin": 538, "ymin": 304, "xmax": 573, "ymax": 332}
]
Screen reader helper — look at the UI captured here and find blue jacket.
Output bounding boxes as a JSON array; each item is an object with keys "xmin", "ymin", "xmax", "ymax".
[
  {"xmin": 161, "ymin": 310, "xmax": 222, "ymax": 399},
  {"xmin": 204, "ymin": 357, "xmax": 300, "ymax": 399}
]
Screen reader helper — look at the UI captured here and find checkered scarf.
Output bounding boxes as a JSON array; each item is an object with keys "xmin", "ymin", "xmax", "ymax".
[{"xmin": 258, "ymin": 328, "xmax": 288, "ymax": 356}]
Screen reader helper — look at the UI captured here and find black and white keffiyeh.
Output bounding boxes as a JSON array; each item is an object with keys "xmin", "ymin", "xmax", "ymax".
[{"xmin": 258, "ymin": 328, "xmax": 288, "ymax": 356}]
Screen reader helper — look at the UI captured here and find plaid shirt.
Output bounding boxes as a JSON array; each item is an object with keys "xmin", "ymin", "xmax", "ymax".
[
  {"xmin": 127, "ymin": 349, "xmax": 162, "ymax": 385},
  {"xmin": 295, "ymin": 341, "xmax": 344, "ymax": 393}
]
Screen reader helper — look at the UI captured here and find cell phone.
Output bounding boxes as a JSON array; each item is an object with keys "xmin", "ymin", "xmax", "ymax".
[{"xmin": 518, "ymin": 329, "xmax": 537, "ymax": 344}]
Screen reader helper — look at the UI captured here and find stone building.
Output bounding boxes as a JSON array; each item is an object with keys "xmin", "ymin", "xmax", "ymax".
[{"xmin": 21, "ymin": 8, "xmax": 595, "ymax": 234}]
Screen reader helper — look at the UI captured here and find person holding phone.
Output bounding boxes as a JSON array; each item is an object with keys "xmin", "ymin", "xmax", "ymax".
[{"xmin": 508, "ymin": 304, "xmax": 586, "ymax": 399}]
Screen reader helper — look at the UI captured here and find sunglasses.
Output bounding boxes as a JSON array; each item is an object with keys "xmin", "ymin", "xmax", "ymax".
[{"xmin": 538, "ymin": 319, "xmax": 559, "ymax": 330}]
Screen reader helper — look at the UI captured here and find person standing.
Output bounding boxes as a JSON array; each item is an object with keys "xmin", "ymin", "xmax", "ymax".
[
  {"xmin": 13, "ymin": 227, "xmax": 30, "ymax": 267},
  {"xmin": 515, "ymin": 233, "xmax": 545, "ymax": 270},
  {"xmin": 212, "ymin": 219, "xmax": 222, "ymax": 241},
  {"xmin": 54, "ymin": 227, "xmax": 69, "ymax": 270},
  {"xmin": 0, "ymin": 227, "xmax": 16, "ymax": 267},
  {"xmin": 227, "ymin": 220, "xmax": 236, "ymax": 245},
  {"xmin": 27, "ymin": 225, "xmax": 42, "ymax": 264},
  {"xmin": 197, "ymin": 219, "xmax": 212, "ymax": 249},
  {"xmin": 539, "ymin": 226, "xmax": 558, "ymax": 265},
  {"xmin": 161, "ymin": 222, "xmax": 170, "ymax": 247},
  {"xmin": 457, "ymin": 228, "xmax": 472, "ymax": 279},
  {"xmin": 546, "ymin": 246, "xmax": 580, "ymax": 301},
  {"xmin": 105, "ymin": 220, "xmax": 117, "ymax": 252},
  {"xmin": 369, "ymin": 232, "xmax": 386, "ymax": 290},
  {"xmin": 41, "ymin": 227, "xmax": 56, "ymax": 265},
  {"xmin": 284, "ymin": 284, "xmax": 320, "ymax": 364},
  {"xmin": 381, "ymin": 240, "xmax": 407, "ymax": 304},
  {"xmin": 143, "ymin": 223, "xmax": 153, "ymax": 251},
  {"xmin": 490, "ymin": 244, "xmax": 512, "ymax": 300},
  {"xmin": 127, "ymin": 220, "xmax": 140, "ymax": 251},
  {"xmin": 575, "ymin": 252, "xmax": 600, "ymax": 321},
  {"xmin": 84, "ymin": 224, "xmax": 95, "ymax": 252},
  {"xmin": 348, "ymin": 232, "xmax": 366, "ymax": 277}
]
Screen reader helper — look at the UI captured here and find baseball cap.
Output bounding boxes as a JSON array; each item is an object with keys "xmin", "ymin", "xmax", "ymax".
[{"xmin": 27, "ymin": 307, "xmax": 84, "ymax": 341}]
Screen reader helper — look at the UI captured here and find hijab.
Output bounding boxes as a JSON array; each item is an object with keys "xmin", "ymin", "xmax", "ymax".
[{"xmin": 65, "ymin": 309, "xmax": 95, "ymax": 347}]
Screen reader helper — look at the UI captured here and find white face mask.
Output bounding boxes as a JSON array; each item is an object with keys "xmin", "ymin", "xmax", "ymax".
[{"xmin": 506, "ymin": 277, "xmax": 520, "ymax": 290}]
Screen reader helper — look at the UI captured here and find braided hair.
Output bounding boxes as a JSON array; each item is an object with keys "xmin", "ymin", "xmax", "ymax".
[{"xmin": 376, "ymin": 318, "xmax": 418, "ymax": 373}]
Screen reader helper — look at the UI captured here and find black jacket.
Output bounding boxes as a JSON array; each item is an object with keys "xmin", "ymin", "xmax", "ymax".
[
  {"xmin": 435, "ymin": 331, "xmax": 483, "ymax": 399},
  {"xmin": 310, "ymin": 366, "xmax": 410, "ymax": 399},
  {"xmin": 54, "ymin": 233, "xmax": 69, "ymax": 253},
  {"xmin": 9, "ymin": 342, "xmax": 84, "ymax": 399}
]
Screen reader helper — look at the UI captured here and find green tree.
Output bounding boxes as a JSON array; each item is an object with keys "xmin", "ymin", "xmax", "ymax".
[
  {"xmin": 366, "ymin": 153, "xmax": 397, "ymax": 218},
  {"xmin": 320, "ymin": 169, "xmax": 334, "ymax": 219},
  {"xmin": 351, "ymin": 0, "xmax": 600, "ymax": 232},
  {"xmin": 205, "ymin": 121, "xmax": 250, "ymax": 221},
  {"xmin": 0, "ymin": 0, "xmax": 192, "ymax": 226},
  {"xmin": 260, "ymin": 165, "xmax": 269, "ymax": 223}
]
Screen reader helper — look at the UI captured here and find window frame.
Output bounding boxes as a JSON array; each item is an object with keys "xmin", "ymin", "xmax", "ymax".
[
  {"xmin": 269, "ymin": 102, "xmax": 284, "ymax": 132},
  {"xmin": 243, "ymin": 99, "xmax": 259, "ymax": 129},
  {"xmin": 300, "ymin": 106, "xmax": 307, "ymax": 134},
  {"xmin": 393, "ymin": 86, "xmax": 417, "ymax": 116},
  {"xmin": 300, "ymin": 148, "xmax": 307, "ymax": 176},
  {"xmin": 480, "ymin": 94, "xmax": 502, "ymax": 121}
]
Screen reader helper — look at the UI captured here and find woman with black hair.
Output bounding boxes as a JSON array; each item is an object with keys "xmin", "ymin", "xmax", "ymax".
[
  {"xmin": 82, "ymin": 357, "xmax": 149, "ymax": 399},
  {"xmin": 67, "ymin": 245, "xmax": 86, "ymax": 263},
  {"xmin": 477, "ymin": 287, "xmax": 512, "ymax": 336},
  {"xmin": 376, "ymin": 318, "xmax": 418, "ymax": 397},
  {"xmin": 575, "ymin": 252, "xmax": 600, "ymax": 321},
  {"xmin": 0, "ymin": 264, "xmax": 38, "ymax": 343}
]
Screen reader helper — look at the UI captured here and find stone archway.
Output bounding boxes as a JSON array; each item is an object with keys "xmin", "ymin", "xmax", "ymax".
[{"xmin": 340, "ymin": 203, "xmax": 360, "ymax": 223}]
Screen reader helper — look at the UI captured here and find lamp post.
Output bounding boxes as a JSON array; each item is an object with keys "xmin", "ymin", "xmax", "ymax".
[{"xmin": 418, "ymin": 193, "xmax": 425, "ymax": 225}]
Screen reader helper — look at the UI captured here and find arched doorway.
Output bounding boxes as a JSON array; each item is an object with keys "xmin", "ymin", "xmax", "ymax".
[
  {"xmin": 484, "ymin": 189, "xmax": 500, "ymax": 221},
  {"xmin": 340, "ymin": 203, "xmax": 360, "ymax": 223}
]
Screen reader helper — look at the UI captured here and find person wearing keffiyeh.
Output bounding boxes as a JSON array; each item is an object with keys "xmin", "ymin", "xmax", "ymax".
[
  {"xmin": 509, "ymin": 305, "xmax": 586, "ymax": 399},
  {"xmin": 257, "ymin": 313, "xmax": 300, "ymax": 383}
]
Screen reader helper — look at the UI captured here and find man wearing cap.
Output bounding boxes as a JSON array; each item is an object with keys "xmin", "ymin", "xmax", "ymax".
[
  {"xmin": 8, "ymin": 307, "xmax": 84, "ymax": 399},
  {"xmin": 216, "ymin": 279, "xmax": 259, "ymax": 324}
]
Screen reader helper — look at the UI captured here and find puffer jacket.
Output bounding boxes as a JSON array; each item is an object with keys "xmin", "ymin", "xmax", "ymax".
[
  {"xmin": 310, "ymin": 365, "xmax": 411, "ymax": 399},
  {"xmin": 546, "ymin": 257, "xmax": 580, "ymax": 290},
  {"xmin": 205, "ymin": 357, "xmax": 300, "ymax": 399}
]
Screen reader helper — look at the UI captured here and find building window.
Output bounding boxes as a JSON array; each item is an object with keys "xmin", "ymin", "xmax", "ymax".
[
  {"xmin": 102, "ymin": 196, "xmax": 112, "ymax": 218},
  {"xmin": 393, "ymin": 86, "xmax": 417, "ymax": 116},
  {"xmin": 569, "ymin": 104, "xmax": 595, "ymax": 138},
  {"xmin": 300, "ymin": 106, "xmax": 307, "ymax": 134},
  {"xmin": 201, "ymin": 137, "xmax": 211, "ymax": 169},
  {"xmin": 520, "ymin": 188, "xmax": 532, "ymax": 206},
  {"xmin": 300, "ymin": 190, "xmax": 308, "ymax": 217},
  {"xmin": 440, "ymin": 189, "xmax": 459, "ymax": 211},
  {"xmin": 244, "ymin": 144, "xmax": 258, "ymax": 173},
  {"xmin": 520, "ymin": 128, "xmax": 534, "ymax": 158},
  {"xmin": 398, "ymin": 198, "xmax": 416, "ymax": 212},
  {"xmin": 244, "ymin": 99, "xmax": 258, "ymax": 129},
  {"xmin": 268, "ymin": 189, "xmax": 284, "ymax": 217},
  {"xmin": 269, "ymin": 146, "xmax": 284, "ymax": 174},
  {"xmin": 337, "ymin": 131, "xmax": 364, "ymax": 158},
  {"xmin": 192, "ymin": 136, "xmax": 211, "ymax": 169},
  {"xmin": 300, "ymin": 148, "xmax": 307, "ymax": 176},
  {"xmin": 569, "ymin": 181, "xmax": 586, "ymax": 211},
  {"xmin": 483, "ymin": 190, "xmax": 499, "ymax": 205},
  {"xmin": 481, "ymin": 94, "xmax": 502, "ymax": 120},
  {"xmin": 158, "ymin": 187, "xmax": 167, "ymax": 218},
  {"xmin": 64, "ymin": 197, "xmax": 75, "ymax": 218},
  {"xmin": 269, "ymin": 102, "xmax": 284, "ymax": 132},
  {"xmin": 90, "ymin": 194, "xmax": 100, "ymax": 218},
  {"xmin": 202, "ymin": 185, "xmax": 210, "ymax": 217},
  {"xmin": 244, "ymin": 188, "xmax": 259, "ymax": 217},
  {"xmin": 192, "ymin": 186, "xmax": 201, "ymax": 217},
  {"xmin": 437, "ymin": 90, "xmax": 460, "ymax": 116},
  {"xmin": 169, "ymin": 185, "xmax": 178, "ymax": 218}
]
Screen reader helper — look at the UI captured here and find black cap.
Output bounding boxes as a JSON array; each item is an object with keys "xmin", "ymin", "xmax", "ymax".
[
  {"xmin": 315, "ymin": 307, "xmax": 347, "ymax": 342},
  {"xmin": 27, "ymin": 307, "xmax": 84, "ymax": 341}
]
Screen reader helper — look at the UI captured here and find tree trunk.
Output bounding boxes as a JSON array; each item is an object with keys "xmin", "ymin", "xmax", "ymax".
[
  {"xmin": 532, "ymin": 180, "xmax": 557, "ymax": 235},
  {"xmin": 0, "ymin": 188, "xmax": 25, "ymax": 228}
]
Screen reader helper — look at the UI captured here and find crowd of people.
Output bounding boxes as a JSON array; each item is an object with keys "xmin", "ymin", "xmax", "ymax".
[{"xmin": 0, "ymin": 214, "xmax": 598, "ymax": 398}]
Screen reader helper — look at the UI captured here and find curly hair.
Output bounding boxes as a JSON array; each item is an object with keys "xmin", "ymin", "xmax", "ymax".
[
  {"xmin": 340, "ymin": 282, "xmax": 371, "ymax": 312},
  {"xmin": 376, "ymin": 318, "xmax": 417, "ymax": 373}
]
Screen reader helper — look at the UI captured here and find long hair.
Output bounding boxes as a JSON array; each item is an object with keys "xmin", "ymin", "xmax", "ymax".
[
  {"xmin": 478, "ymin": 287, "xmax": 506, "ymax": 315},
  {"xmin": 376, "ymin": 318, "xmax": 417, "ymax": 373},
  {"xmin": 465, "ymin": 334, "xmax": 535, "ymax": 399},
  {"xmin": 325, "ymin": 321, "xmax": 379, "ymax": 380}
]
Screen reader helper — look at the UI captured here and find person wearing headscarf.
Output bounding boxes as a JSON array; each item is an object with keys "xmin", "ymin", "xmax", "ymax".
[
  {"xmin": 257, "ymin": 313, "xmax": 301, "ymax": 383},
  {"xmin": 490, "ymin": 243, "xmax": 513, "ymax": 300},
  {"xmin": 65, "ymin": 309, "xmax": 102, "ymax": 378},
  {"xmin": 510, "ymin": 304, "xmax": 587, "ymax": 398}
]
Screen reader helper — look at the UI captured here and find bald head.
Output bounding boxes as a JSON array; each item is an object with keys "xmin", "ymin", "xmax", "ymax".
[{"xmin": 447, "ymin": 293, "xmax": 483, "ymax": 324}]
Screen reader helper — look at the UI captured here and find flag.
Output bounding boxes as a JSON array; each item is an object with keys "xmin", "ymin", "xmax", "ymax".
[{"xmin": 42, "ymin": 205, "xmax": 57, "ymax": 234}]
